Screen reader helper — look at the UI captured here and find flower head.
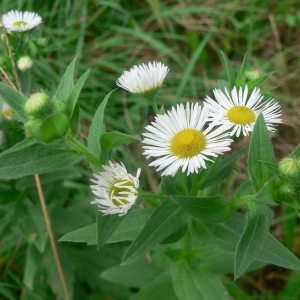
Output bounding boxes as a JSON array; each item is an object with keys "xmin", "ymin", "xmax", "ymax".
[
  {"xmin": 17, "ymin": 56, "xmax": 33, "ymax": 71},
  {"xmin": 2, "ymin": 103, "xmax": 12, "ymax": 120},
  {"xmin": 116, "ymin": 61, "xmax": 169, "ymax": 98},
  {"xmin": 1, "ymin": 10, "xmax": 42, "ymax": 32},
  {"xmin": 142, "ymin": 103, "xmax": 232, "ymax": 177},
  {"xmin": 90, "ymin": 161, "xmax": 141, "ymax": 216},
  {"xmin": 203, "ymin": 86, "xmax": 282, "ymax": 137}
]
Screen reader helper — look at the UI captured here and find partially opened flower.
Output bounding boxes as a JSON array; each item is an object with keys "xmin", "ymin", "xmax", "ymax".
[
  {"xmin": 116, "ymin": 61, "xmax": 169, "ymax": 99},
  {"xmin": 203, "ymin": 86, "xmax": 282, "ymax": 137},
  {"xmin": 90, "ymin": 161, "xmax": 141, "ymax": 216},
  {"xmin": 142, "ymin": 103, "xmax": 232, "ymax": 177},
  {"xmin": 1, "ymin": 10, "xmax": 42, "ymax": 32}
]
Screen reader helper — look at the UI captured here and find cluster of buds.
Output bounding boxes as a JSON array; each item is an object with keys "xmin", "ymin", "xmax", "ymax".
[{"xmin": 24, "ymin": 92, "xmax": 69, "ymax": 143}]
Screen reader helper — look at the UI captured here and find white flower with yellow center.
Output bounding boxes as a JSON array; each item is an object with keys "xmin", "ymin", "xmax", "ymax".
[
  {"xmin": 2, "ymin": 103, "xmax": 13, "ymax": 120},
  {"xmin": 90, "ymin": 161, "xmax": 141, "ymax": 216},
  {"xmin": 142, "ymin": 103, "xmax": 232, "ymax": 177},
  {"xmin": 116, "ymin": 61, "xmax": 169, "ymax": 98},
  {"xmin": 1, "ymin": 10, "xmax": 42, "ymax": 32},
  {"xmin": 204, "ymin": 86, "xmax": 282, "ymax": 137}
]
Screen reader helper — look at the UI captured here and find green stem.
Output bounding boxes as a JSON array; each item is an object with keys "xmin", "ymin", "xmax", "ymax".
[
  {"xmin": 179, "ymin": 170, "xmax": 189, "ymax": 196},
  {"xmin": 149, "ymin": 97, "xmax": 160, "ymax": 114},
  {"xmin": 139, "ymin": 191, "xmax": 173, "ymax": 202},
  {"xmin": 229, "ymin": 195, "xmax": 255, "ymax": 210},
  {"xmin": 63, "ymin": 134, "xmax": 102, "ymax": 168}
]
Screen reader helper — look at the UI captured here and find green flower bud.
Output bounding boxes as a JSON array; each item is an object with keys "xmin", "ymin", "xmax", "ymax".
[
  {"xmin": 278, "ymin": 182, "xmax": 296, "ymax": 203},
  {"xmin": 278, "ymin": 157, "xmax": 300, "ymax": 178},
  {"xmin": 25, "ymin": 93, "xmax": 52, "ymax": 118},
  {"xmin": 52, "ymin": 97, "xmax": 67, "ymax": 114},
  {"xmin": 17, "ymin": 56, "xmax": 33, "ymax": 71},
  {"xmin": 245, "ymin": 70, "xmax": 259, "ymax": 81},
  {"xmin": 25, "ymin": 118, "xmax": 43, "ymax": 138},
  {"xmin": 35, "ymin": 37, "xmax": 47, "ymax": 48}
]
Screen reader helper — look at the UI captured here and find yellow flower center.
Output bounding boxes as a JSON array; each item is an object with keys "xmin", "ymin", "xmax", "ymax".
[
  {"xmin": 13, "ymin": 21, "xmax": 28, "ymax": 28},
  {"xmin": 110, "ymin": 179, "xmax": 135, "ymax": 206},
  {"xmin": 227, "ymin": 106, "xmax": 256, "ymax": 125},
  {"xmin": 3, "ymin": 109, "xmax": 12, "ymax": 119},
  {"xmin": 170, "ymin": 129, "xmax": 206, "ymax": 158}
]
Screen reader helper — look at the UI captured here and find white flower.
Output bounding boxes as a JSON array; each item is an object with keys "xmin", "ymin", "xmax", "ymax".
[
  {"xmin": 90, "ymin": 161, "xmax": 141, "ymax": 216},
  {"xmin": 17, "ymin": 56, "xmax": 33, "ymax": 71},
  {"xmin": 2, "ymin": 103, "xmax": 12, "ymax": 120},
  {"xmin": 203, "ymin": 85, "xmax": 282, "ymax": 137},
  {"xmin": 116, "ymin": 61, "xmax": 169, "ymax": 97},
  {"xmin": 1, "ymin": 10, "xmax": 42, "ymax": 32},
  {"xmin": 142, "ymin": 103, "xmax": 232, "ymax": 177}
]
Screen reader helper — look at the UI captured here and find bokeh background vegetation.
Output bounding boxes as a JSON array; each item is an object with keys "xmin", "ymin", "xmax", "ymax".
[{"xmin": 1, "ymin": 0, "xmax": 300, "ymax": 299}]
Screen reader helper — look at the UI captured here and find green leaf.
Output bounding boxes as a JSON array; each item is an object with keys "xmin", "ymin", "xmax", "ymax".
[
  {"xmin": 234, "ymin": 201, "xmax": 273, "ymax": 279},
  {"xmin": 23, "ymin": 245, "xmax": 43, "ymax": 289},
  {"xmin": 291, "ymin": 144, "xmax": 300, "ymax": 159},
  {"xmin": 88, "ymin": 89, "xmax": 116, "ymax": 171},
  {"xmin": 247, "ymin": 73, "xmax": 274, "ymax": 90},
  {"xmin": 0, "ymin": 285, "xmax": 15, "ymax": 300},
  {"xmin": 58, "ymin": 223, "xmax": 96, "ymax": 245},
  {"xmin": 220, "ymin": 51, "xmax": 236, "ymax": 89},
  {"xmin": 101, "ymin": 131, "xmax": 141, "ymax": 152},
  {"xmin": 59, "ymin": 208, "xmax": 153, "ymax": 245},
  {"xmin": 122, "ymin": 201, "xmax": 188, "ymax": 265},
  {"xmin": 255, "ymin": 179, "xmax": 279, "ymax": 205},
  {"xmin": 235, "ymin": 52, "xmax": 249, "ymax": 87},
  {"xmin": 66, "ymin": 69, "xmax": 90, "ymax": 118},
  {"xmin": 192, "ymin": 211, "xmax": 300, "ymax": 271},
  {"xmin": 172, "ymin": 261, "xmax": 228, "ymax": 300},
  {"xmin": 161, "ymin": 224, "xmax": 187, "ymax": 244},
  {"xmin": 0, "ymin": 137, "xmax": 36, "ymax": 159},
  {"xmin": 56, "ymin": 55, "xmax": 78, "ymax": 101},
  {"xmin": 278, "ymin": 271, "xmax": 300, "ymax": 299},
  {"xmin": 171, "ymin": 195, "xmax": 231, "ymax": 223},
  {"xmin": 101, "ymin": 259, "xmax": 162, "ymax": 288},
  {"xmin": 132, "ymin": 272, "xmax": 178, "ymax": 300},
  {"xmin": 201, "ymin": 147, "xmax": 248, "ymax": 188},
  {"xmin": 97, "ymin": 213, "xmax": 124, "ymax": 248},
  {"xmin": 0, "ymin": 143, "xmax": 84, "ymax": 179},
  {"xmin": 69, "ymin": 104, "xmax": 80, "ymax": 136},
  {"xmin": 0, "ymin": 82, "xmax": 28, "ymax": 122},
  {"xmin": 40, "ymin": 113, "xmax": 69, "ymax": 143},
  {"xmin": 248, "ymin": 113, "xmax": 275, "ymax": 191}
]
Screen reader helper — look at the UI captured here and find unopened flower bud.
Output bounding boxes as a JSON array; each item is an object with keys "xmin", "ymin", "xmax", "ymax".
[
  {"xmin": 17, "ymin": 56, "xmax": 33, "ymax": 71},
  {"xmin": 25, "ymin": 93, "xmax": 52, "ymax": 118},
  {"xmin": 245, "ymin": 70, "xmax": 259, "ymax": 81},
  {"xmin": 35, "ymin": 37, "xmax": 47, "ymax": 48},
  {"xmin": 278, "ymin": 157, "xmax": 300, "ymax": 178},
  {"xmin": 278, "ymin": 182, "xmax": 296, "ymax": 203},
  {"xmin": 25, "ymin": 118, "xmax": 43, "ymax": 138}
]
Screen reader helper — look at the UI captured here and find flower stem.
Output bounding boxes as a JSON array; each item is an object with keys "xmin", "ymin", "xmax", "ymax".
[
  {"xmin": 63, "ymin": 134, "xmax": 102, "ymax": 169},
  {"xmin": 35, "ymin": 174, "xmax": 70, "ymax": 300},
  {"xmin": 149, "ymin": 97, "xmax": 160, "ymax": 114}
]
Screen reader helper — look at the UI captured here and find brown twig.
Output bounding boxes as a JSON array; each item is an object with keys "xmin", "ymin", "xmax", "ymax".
[
  {"xmin": 34, "ymin": 174, "xmax": 70, "ymax": 300},
  {"xmin": 0, "ymin": 11, "xmax": 21, "ymax": 91},
  {"xmin": 0, "ymin": 66, "xmax": 18, "ymax": 90}
]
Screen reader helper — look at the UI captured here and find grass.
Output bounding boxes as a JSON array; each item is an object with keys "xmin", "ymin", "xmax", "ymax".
[{"xmin": 1, "ymin": 0, "xmax": 300, "ymax": 299}]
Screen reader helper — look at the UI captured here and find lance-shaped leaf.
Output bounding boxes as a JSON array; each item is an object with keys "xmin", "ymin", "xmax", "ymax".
[
  {"xmin": 248, "ymin": 113, "xmax": 275, "ymax": 191},
  {"xmin": 247, "ymin": 72, "xmax": 274, "ymax": 91},
  {"xmin": 88, "ymin": 89, "xmax": 116, "ymax": 171},
  {"xmin": 172, "ymin": 195, "xmax": 231, "ymax": 223},
  {"xmin": 192, "ymin": 212, "xmax": 300, "ymax": 271},
  {"xmin": 101, "ymin": 131, "xmax": 141, "ymax": 152},
  {"xmin": 172, "ymin": 261, "xmax": 228, "ymax": 300},
  {"xmin": 0, "ymin": 143, "xmax": 84, "ymax": 179},
  {"xmin": 56, "ymin": 55, "xmax": 78, "ymax": 101},
  {"xmin": 234, "ymin": 202, "xmax": 273, "ymax": 279},
  {"xmin": 0, "ymin": 82, "xmax": 28, "ymax": 122},
  {"xmin": 122, "ymin": 201, "xmax": 188, "ymax": 265},
  {"xmin": 221, "ymin": 51, "xmax": 236, "ymax": 90}
]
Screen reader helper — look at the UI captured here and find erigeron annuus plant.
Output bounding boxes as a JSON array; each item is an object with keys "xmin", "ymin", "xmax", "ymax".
[{"xmin": 1, "ymin": 10, "xmax": 300, "ymax": 300}]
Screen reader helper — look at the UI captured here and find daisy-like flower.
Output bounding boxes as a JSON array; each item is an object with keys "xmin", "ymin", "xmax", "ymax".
[
  {"xmin": 2, "ymin": 103, "xmax": 13, "ymax": 120},
  {"xmin": 1, "ymin": 10, "xmax": 42, "ymax": 32},
  {"xmin": 90, "ymin": 161, "xmax": 141, "ymax": 216},
  {"xmin": 116, "ymin": 61, "xmax": 169, "ymax": 99},
  {"xmin": 204, "ymin": 85, "xmax": 282, "ymax": 137},
  {"xmin": 142, "ymin": 103, "xmax": 232, "ymax": 177}
]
